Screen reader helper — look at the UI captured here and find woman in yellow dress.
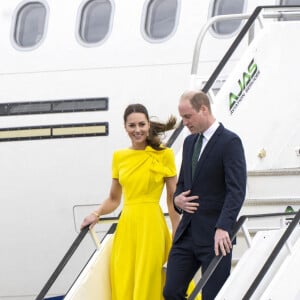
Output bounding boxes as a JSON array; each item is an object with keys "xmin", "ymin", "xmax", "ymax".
[{"xmin": 81, "ymin": 103, "xmax": 180, "ymax": 300}]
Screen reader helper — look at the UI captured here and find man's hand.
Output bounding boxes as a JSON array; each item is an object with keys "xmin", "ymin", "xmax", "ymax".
[
  {"xmin": 174, "ymin": 190, "xmax": 199, "ymax": 213},
  {"xmin": 214, "ymin": 228, "xmax": 232, "ymax": 256}
]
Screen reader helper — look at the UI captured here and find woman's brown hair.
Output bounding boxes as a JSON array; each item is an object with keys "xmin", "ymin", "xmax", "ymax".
[{"xmin": 123, "ymin": 103, "xmax": 177, "ymax": 150}]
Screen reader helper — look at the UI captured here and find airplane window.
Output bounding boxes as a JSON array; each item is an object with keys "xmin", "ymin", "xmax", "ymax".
[
  {"xmin": 143, "ymin": 0, "xmax": 180, "ymax": 41},
  {"xmin": 210, "ymin": 0, "xmax": 246, "ymax": 37},
  {"xmin": 279, "ymin": 0, "xmax": 300, "ymax": 20},
  {"xmin": 13, "ymin": 2, "xmax": 47, "ymax": 48},
  {"xmin": 78, "ymin": 0, "xmax": 113, "ymax": 44}
]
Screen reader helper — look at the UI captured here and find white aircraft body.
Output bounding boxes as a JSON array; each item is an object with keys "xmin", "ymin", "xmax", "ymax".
[{"xmin": 0, "ymin": 0, "xmax": 299, "ymax": 299}]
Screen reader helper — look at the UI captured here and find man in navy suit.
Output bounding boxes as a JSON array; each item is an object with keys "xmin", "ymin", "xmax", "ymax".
[{"xmin": 163, "ymin": 91, "xmax": 247, "ymax": 300}]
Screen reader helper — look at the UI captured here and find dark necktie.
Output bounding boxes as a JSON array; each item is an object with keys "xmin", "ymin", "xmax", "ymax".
[{"xmin": 192, "ymin": 134, "xmax": 204, "ymax": 178}]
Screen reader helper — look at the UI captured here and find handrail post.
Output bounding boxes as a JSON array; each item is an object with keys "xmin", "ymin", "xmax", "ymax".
[
  {"xmin": 241, "ymin": 221, "xmax": 252, "ymax": 248},
  {"xmin": 90, "ymin": 227, "xmax": 101, "ymax": 249}
]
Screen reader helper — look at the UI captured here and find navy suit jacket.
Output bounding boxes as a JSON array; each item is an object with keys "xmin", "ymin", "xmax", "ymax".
[{"xmin": 173, "ymin": 123, "xmax": 247, "ymax": 246}]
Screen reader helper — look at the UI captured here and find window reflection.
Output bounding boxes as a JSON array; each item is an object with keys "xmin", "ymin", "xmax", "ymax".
[
  {"xmin": 79, "ymin": 0, "xmax": 113, "ymax": 44},
  {"xmin": 14, "ymin": 2, "xmax": 47, "ymax": 48},
  {"xmin": 144, "ymin": 0, "xmax": 179, "ymax": 41}
]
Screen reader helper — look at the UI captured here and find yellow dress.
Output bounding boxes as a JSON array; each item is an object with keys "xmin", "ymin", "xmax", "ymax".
[{"xmin": 110, "ymin": 146, "xmax": 176, "ymax": 300}]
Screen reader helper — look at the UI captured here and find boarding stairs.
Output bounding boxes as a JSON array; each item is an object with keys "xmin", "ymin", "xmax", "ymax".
[
  {"xmin": 215, "ymin": 219, "xmax": 300, "ymax": 299},
  {"xmin": 188, "ymin": 211, "xmax": 300, "ymax": 300},
  {"xmin": 34, "ymin": 211, "xmax": 300, "ymax": 300}
]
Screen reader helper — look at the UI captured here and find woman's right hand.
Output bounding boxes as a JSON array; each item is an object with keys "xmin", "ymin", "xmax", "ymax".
[{"xmin": 80, "ymin": 213, "xmax": 100, "ymax": 230}]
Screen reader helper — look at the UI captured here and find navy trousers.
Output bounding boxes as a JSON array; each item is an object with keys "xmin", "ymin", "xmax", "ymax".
[{"xmin": 163, "ymin": 226, "xmax": 232, "ymax": 300}]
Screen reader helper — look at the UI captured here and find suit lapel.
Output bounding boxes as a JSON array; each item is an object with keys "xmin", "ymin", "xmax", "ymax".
[{"xmin": 192, "ymin": 124, "xmax": 224, "ymax": 181}]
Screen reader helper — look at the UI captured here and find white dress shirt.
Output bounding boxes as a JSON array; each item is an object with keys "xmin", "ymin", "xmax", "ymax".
[{"xmin": 197, "ymin": 120, "xmax": 219, "ymax": 160}]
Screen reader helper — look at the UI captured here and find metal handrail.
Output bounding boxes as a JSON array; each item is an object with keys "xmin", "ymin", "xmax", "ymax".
[
  {"xmin": 242, "ymin": 210, "xmax": 300, "ymax": 299},
  {"xmin": 187, "ymin": 211, "xmax": 299, "ymax": 300},
  {"xmin": 191, "ymin": 13, "xmax": 252, "ymax": 76},
  {"xmin": 35, "ymin": 226, "xmax": 89, "ymax": 300},
  {"xmin": 35, "ymin": 217, "xmax": 118, "ymax": 300},
  {"xmin": 191, "ymin": 7, "xmax": 300, "ymax": 75}
]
